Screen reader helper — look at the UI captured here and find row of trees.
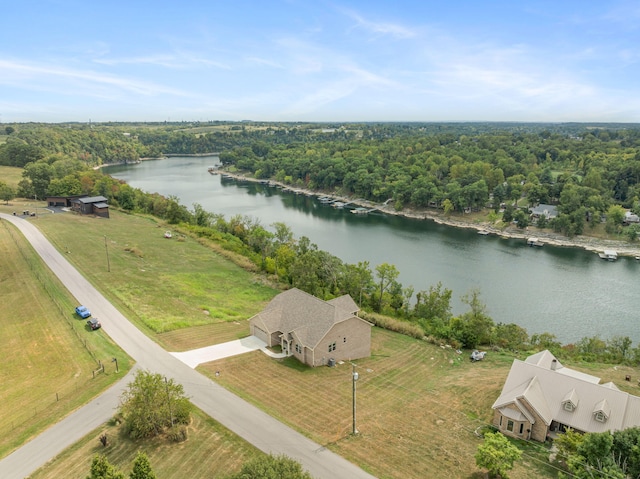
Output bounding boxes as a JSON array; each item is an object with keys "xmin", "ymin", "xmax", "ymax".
[
  {"xmin": 554, "ymin": 427, "xmax": 640, "ymax": 479},
  {"xmin": 4, "ymin": 122, "xmax": 640, "ymax": 230},
  {"xmin": 7, "ymin": 150, "xmax": 640, "ymax": 360}
]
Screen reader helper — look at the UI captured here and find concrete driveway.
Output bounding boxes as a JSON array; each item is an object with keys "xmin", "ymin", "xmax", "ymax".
[
  {"xmin": 0, "ymin": 213, "xmax": 376, "ymax": 479},
  {"xmin": 170, "ymin": 335, "xmax": 286, "ymax": 368}
]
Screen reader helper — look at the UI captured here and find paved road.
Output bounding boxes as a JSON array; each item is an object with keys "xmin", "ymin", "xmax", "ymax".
[{"xmin": 0, "ymin": 213, "xmax": 376, "ymax": 479}]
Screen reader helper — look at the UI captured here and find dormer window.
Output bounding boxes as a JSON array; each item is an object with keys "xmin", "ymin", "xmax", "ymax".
[
  {"xmin": 593, "ymin": 399, "xmax": 610, "ymax": 423},
  {"xmin": 562, "ymin": 389, "xmax": 579, "ymax": 413}
]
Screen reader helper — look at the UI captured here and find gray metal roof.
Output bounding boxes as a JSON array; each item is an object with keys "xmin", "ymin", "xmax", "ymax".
[
  {"xmin": 76, "ymin": 196, "xmax": 108, "ymax": 204},
  {"xmin": 493, "ymin": 351, "xmax": 640, "ymax": 434}
]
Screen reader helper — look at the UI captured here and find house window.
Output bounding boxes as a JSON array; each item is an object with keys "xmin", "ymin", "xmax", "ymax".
[
  {"xmin": 594, "ymin": 411, "xmax": 606, "ymax": 422},
  {"xmin": 564, "ymin": 402, "xmax": 574, "ymax": 412},
  {"xmin": 328, "ymin": 342, "xmax": 336, "ymax": 352},
  {"xmin": 499, "ymin": 416, "xmax": 503, "ymax": 427},
  {"xmin": 507, "ymin": 420, "xmax": 514, "ymax": 432},
  {"xmin": 519, "ymin": 423, "xmax": 524, "ymax": 435},
  {"xmin": 295, "ymin": 344, "xmax": 302, "ymax": 354}
]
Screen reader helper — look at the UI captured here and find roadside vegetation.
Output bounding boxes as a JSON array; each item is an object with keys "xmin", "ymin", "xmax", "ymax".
[
  {"xmin": 27, "ymin": 407, "xmax": 260, "ymax": 479},
  {"xmin": 3, "ymin": 122, "xmax": 640, "ymax": 477},
  {"xmin": 0, "ymin": 217, "xmax": 130, "ymax": 459}
]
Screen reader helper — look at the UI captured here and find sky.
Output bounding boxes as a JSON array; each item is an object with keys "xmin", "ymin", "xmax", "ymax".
[{"xmin": 1, "ymin": 0, "xmax": 640, "ymax": 123}]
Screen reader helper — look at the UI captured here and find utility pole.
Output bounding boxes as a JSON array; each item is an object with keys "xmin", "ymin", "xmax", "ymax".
[
  {"xmin": 104, "ymin": 235, "xmax": 110, "ymax": 272},
  {"xmin": 111, "ymin": 357, "xmax": 118, "ymax": 373},
  {"xmin": 352, "ymin": 363, "xmax": 359, "ymax": 435}
]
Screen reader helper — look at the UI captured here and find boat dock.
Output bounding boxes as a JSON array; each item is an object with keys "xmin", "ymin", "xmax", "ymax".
[
  {"xmin": 527, "ymin": 237, "xmax": 544, "ymax": 247},
  {"xmin": 599, "ymin": 250, "xmax": 618, "ymax": 261}
]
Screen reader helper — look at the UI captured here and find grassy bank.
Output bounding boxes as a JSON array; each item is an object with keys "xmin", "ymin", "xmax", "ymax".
[
  {"xmin": 25, "ymin": 209, "xmax": 278, "ymax": 349},
  {"xmin": 0, "ymin": 218, "xmax": 130, "ymax": 459}
]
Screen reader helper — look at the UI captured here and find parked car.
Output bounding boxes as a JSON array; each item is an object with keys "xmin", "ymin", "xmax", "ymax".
[
  {"xmin": 87, "ymin": 318, "xmax": 101, "ymax": 330},
  {"xmin": 75, "ymin": 305, "xmax": 91, "ymax": 318}
]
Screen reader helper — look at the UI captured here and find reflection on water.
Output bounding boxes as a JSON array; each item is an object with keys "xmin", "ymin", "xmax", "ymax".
[{"xmin": 106, "ymin": 157, "xmax": 640, "ymax": 343}]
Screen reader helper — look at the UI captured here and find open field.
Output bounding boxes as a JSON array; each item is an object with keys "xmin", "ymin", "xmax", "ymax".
[
  {"xmin": 0, "ymin": 165, "xmax": 23, "ymax": 187},
  {"xmin": 4, "ymin": 206, "xmax": 640, "ymax": 478},
  {"xmin": 202, "ymin": 330, "xmax": 552, "ymax": 479},
  {"xmin": 7, "ymin": 208, "xmax": 279, "ymax": 348},
  {"xmin": 0, "ymin": 218, "xmax": 130, "ymax": 459},
  {"xmin": 29, "ymin": 407, "xmax": 260, "ymax": 479}
]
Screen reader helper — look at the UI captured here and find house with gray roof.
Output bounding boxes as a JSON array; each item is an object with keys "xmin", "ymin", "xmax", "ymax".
[
  {"xmin": 492, "ymin": 350, "xmax": 640, "ymax": 442},
  {"xmin": 529, "ymin": 204, "xmax": 558, "ymax": 222},
  {"xmin": 69, "ymin": 195, "xmax": 110, "ymax": 218},
  {"xmin": 249, "ymin": 288, "xmax": 372, "ymax": 367}
]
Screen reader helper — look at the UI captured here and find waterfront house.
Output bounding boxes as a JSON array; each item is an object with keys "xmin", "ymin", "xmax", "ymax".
[
  {"xmin": 249, "ymin": 288, "xmax": 372, "ymax": 367},
  {"xmin": 529, "ymin": 204, "xmax": 558, "ymax": 222},
  {"xmin": 492, "ymin": 350, "xmax": 640, "ymax": 442}
]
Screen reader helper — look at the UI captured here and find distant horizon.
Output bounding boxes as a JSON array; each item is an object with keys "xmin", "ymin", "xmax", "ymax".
[
  {"xmin": 2, "ymin": 1, "xmax": 639, "ymax": 123},
  {"xmin": 3, "ymin": 119, "xmax": 640, "ymax": 126}
]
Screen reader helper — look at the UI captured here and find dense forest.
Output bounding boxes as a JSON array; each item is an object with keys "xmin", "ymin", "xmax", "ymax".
[{"xmin": 2, "ymin": 121, "xmax": 640, "ymax": 363}]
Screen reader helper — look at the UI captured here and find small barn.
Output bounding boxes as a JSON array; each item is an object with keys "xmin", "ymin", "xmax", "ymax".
[
  {"xmin": 249, "ymin": 288, "xmax": 372, "ymax": 367},
  {"xmin": 70, "ymin": 196, "xmax": 110, "ymax": 218},
  {"xmin": 46, "ymin": 194, "xmax": 85, "ymax": 207}
]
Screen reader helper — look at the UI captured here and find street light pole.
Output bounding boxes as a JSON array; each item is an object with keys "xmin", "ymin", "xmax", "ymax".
[{"xmin": 352, "ymin": 363, "xmax": 359, "ymax": 435}]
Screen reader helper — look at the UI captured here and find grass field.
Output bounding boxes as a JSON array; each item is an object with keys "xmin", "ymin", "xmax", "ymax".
[
  {"xmin": 21, "ymin": 209, "xmax": 278, "ymax": 348},
  {"xmin": 0, "ymin": 165, "xmax": 23, "ymax": 187},
  {"xmin": 0, "ymin": 218, "xmax": 130, "ymax": 459},
  {"xmin": 4, "ymin": 205, "xmax": 639, "ymax": 479},
  {"xmin": 202, "ymin": 330, "xmax": 557, "ymax": 479},
  {"xmin": 27, "ymin": 407, "xmax": 260, "ymax": 479}
]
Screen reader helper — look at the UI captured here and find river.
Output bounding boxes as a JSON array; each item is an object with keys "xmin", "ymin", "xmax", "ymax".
[{"xmin": 105, "ymin": 156, "xmax": 640, "ymax": 344}]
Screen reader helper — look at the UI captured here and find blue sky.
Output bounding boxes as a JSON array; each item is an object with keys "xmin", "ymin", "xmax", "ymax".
[{"xmin": 1, "ymin": 0, "xmax": 639, "ymax": 123}]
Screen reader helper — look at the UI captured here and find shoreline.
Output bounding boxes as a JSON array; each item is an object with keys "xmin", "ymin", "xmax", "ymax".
[{"xmin": 216, "ymin": 169, "xmax": 640, "ymax": 259}]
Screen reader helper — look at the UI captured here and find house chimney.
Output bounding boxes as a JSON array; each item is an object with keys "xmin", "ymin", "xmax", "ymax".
[{"xmin": 551, "ymin": 359, "xmax": 557, "ymax": 371}]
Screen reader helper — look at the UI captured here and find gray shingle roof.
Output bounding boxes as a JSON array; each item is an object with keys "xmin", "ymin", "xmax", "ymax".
[{"xmin": 250, "ymin": 288, "xmax": 360, "ymax": 349}]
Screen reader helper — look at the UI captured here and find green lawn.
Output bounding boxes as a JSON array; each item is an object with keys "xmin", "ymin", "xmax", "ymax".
[
  {"xmin": 0, "ymin": 219, "xmax": 130, "ymax": 459},
  {"xmin": 4, "ymin": 205, "xmax": 638, "ymax": 479},
  {"xmin": 0, "ymin": 165, "xmax": 23, "ymax": 187},
  {"xmin": 28, "ymin": 210, "xmax": 278, "ymax": 348}
]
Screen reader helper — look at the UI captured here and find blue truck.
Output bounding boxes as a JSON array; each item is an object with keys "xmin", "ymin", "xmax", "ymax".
[{"xmin": 75, "ymin": 305, "xmax": 91, "ymax": 319}]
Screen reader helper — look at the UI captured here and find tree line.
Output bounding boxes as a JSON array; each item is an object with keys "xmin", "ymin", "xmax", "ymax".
[{"xmin": 3, "ymin": 122, "xmax": 640, "ymax": 363}]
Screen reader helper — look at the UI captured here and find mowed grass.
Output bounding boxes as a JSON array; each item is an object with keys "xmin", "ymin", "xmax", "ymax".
[
  {"xmin": 26, "ymin": 209, "xmax": 278, "ymax": 348},
  {"xmin": 203, "ymin": 330, "xmax": 558, "ymax": 479},
  {"xmin": 29, "ymin": 407, "xmax": 260, "ymax": 479},
  {"xmin": 0, "ymin": 219, "xmax": 130, "ymax": 459},
  {"xmin": 0, "ymin": 165, "xmax": 24, "ymax": 187}
]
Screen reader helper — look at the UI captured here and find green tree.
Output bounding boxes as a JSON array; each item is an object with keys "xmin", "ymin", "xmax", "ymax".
[
  {"xmin": 374, "ymin": 263, "xmax": 400, "ymax": 313},
  {"xmin": 475, "ymin": 431, "xmax": 522, "ymax": 479},
  {"xmin": 228, "ymin": 454, "xmax": 313, "ymax": 479},
  {"xmin": 129, "ymin": 452, "xmax": 156, "ymax": 479},
  {"xmin": 87, "ymin": 455, "xmax": 125, "ymax": 479},
  {"xmin": 453, "ymin": 289, "xmax": 494, "ymax": 348},
  {"xmin": 119, "ymin": 370, "xmax": 192, "ymax": 440},
  {"xmin": 0, "ymin": 181, "xmax": 16, "ymax": 204},
  {"xmin": 22, "ymin": 160, "xmax": 54, "ymax": 199},
  {"xmin": 413, "ymin": 282, "xmax": 453, "ymax": 333}
]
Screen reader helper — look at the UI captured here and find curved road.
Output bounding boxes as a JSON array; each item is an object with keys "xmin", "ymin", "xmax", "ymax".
[{"xmin": 0, "ymin": 213, "xmax": 376, "ymax": 479}]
